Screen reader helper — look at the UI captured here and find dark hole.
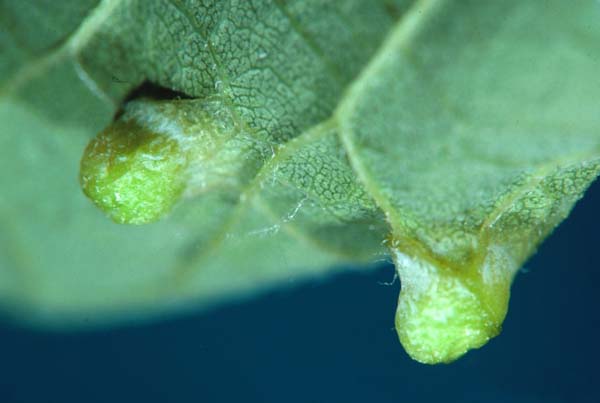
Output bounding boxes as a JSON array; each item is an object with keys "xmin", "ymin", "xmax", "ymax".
[
  {"xmin": 123, "ymin": 81, "xmax": 193, "ymax": 103},
  {"xmin": 113, "ymin": 81, "xmax": 194, "ymax": 120}
]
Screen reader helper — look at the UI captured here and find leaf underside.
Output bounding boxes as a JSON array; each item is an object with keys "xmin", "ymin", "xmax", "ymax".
[{"xmin": 1, "ymin": 0, "xmax": 599, "ymax": 363}]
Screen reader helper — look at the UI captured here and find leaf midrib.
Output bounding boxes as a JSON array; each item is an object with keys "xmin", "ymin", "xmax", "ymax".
[
  {"xmin": 335, "ymin": 0, "xmax": 600, "ymax": 272},
  {"xmin": 0, "ymin": 0, "xmax": 122, "ymax": 100},
  {"xmin": 162, "ymin": 0, "xmax": 436, "ymax": 290}
]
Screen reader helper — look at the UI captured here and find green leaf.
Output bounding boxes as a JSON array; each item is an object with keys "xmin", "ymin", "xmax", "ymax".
[
  {"xmin": 1, "ymin": 0, "xmax": 599, "ymax": 364},
  {"xmin": 336, "ymin": 0, "xmax": 600, "ymax": 362},
  {"xmin": 0, "ymin": 0, "xmax": 406, "ymax": 322}
]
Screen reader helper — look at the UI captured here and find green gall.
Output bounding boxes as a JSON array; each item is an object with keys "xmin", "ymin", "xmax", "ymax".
[
  {"xmin": 79, "ymin": 98, "xmax": 260, "ymax": 225},
  {"xmin": 392, "ymin": 246, "xmax": 515, "ymax": 364},
  {"xmin": 79, "ymin": 118, "xmax": 188, "ymax": 224}
]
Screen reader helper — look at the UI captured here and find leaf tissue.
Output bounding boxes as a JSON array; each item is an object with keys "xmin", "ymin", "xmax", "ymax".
[{"xmin": 1, "ymin": 0, "xmax": 599, "ymax": 364}]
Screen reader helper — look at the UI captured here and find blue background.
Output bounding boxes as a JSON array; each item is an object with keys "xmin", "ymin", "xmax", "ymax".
[{"xmin": 1, "ymin": 180, "xmax": 599, "ymax": 403}]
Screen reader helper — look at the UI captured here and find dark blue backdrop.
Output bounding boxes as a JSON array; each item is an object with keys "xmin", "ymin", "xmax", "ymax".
[{"xmin": 1, "ymin": 180, "xmax": 599, "ymax": 403}]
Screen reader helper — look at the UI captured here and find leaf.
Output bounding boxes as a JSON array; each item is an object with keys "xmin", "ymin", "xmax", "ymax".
[
  {"xmin": 0, "ymin": 0, "xmax": 407, "ymax": 320},
  {"xmin": 335, "ymin": 0, "xmax": 600, "ymax": 362},
  {"xmin": 1, "ymin": 0, "xmax": 599, "ymax": 365}
]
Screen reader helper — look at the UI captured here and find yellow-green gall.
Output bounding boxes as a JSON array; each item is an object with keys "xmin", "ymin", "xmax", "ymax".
[
  {"xmin": 393, "ymin": 246, "xmax": 516, "ymax": 364},
  {"xmin": 79, "ymin": 97, "xmax": 258, "ymax": 224},
  {"xmin": 79, "ymin": 118, "xmax": 188, "ymax": 224}
]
